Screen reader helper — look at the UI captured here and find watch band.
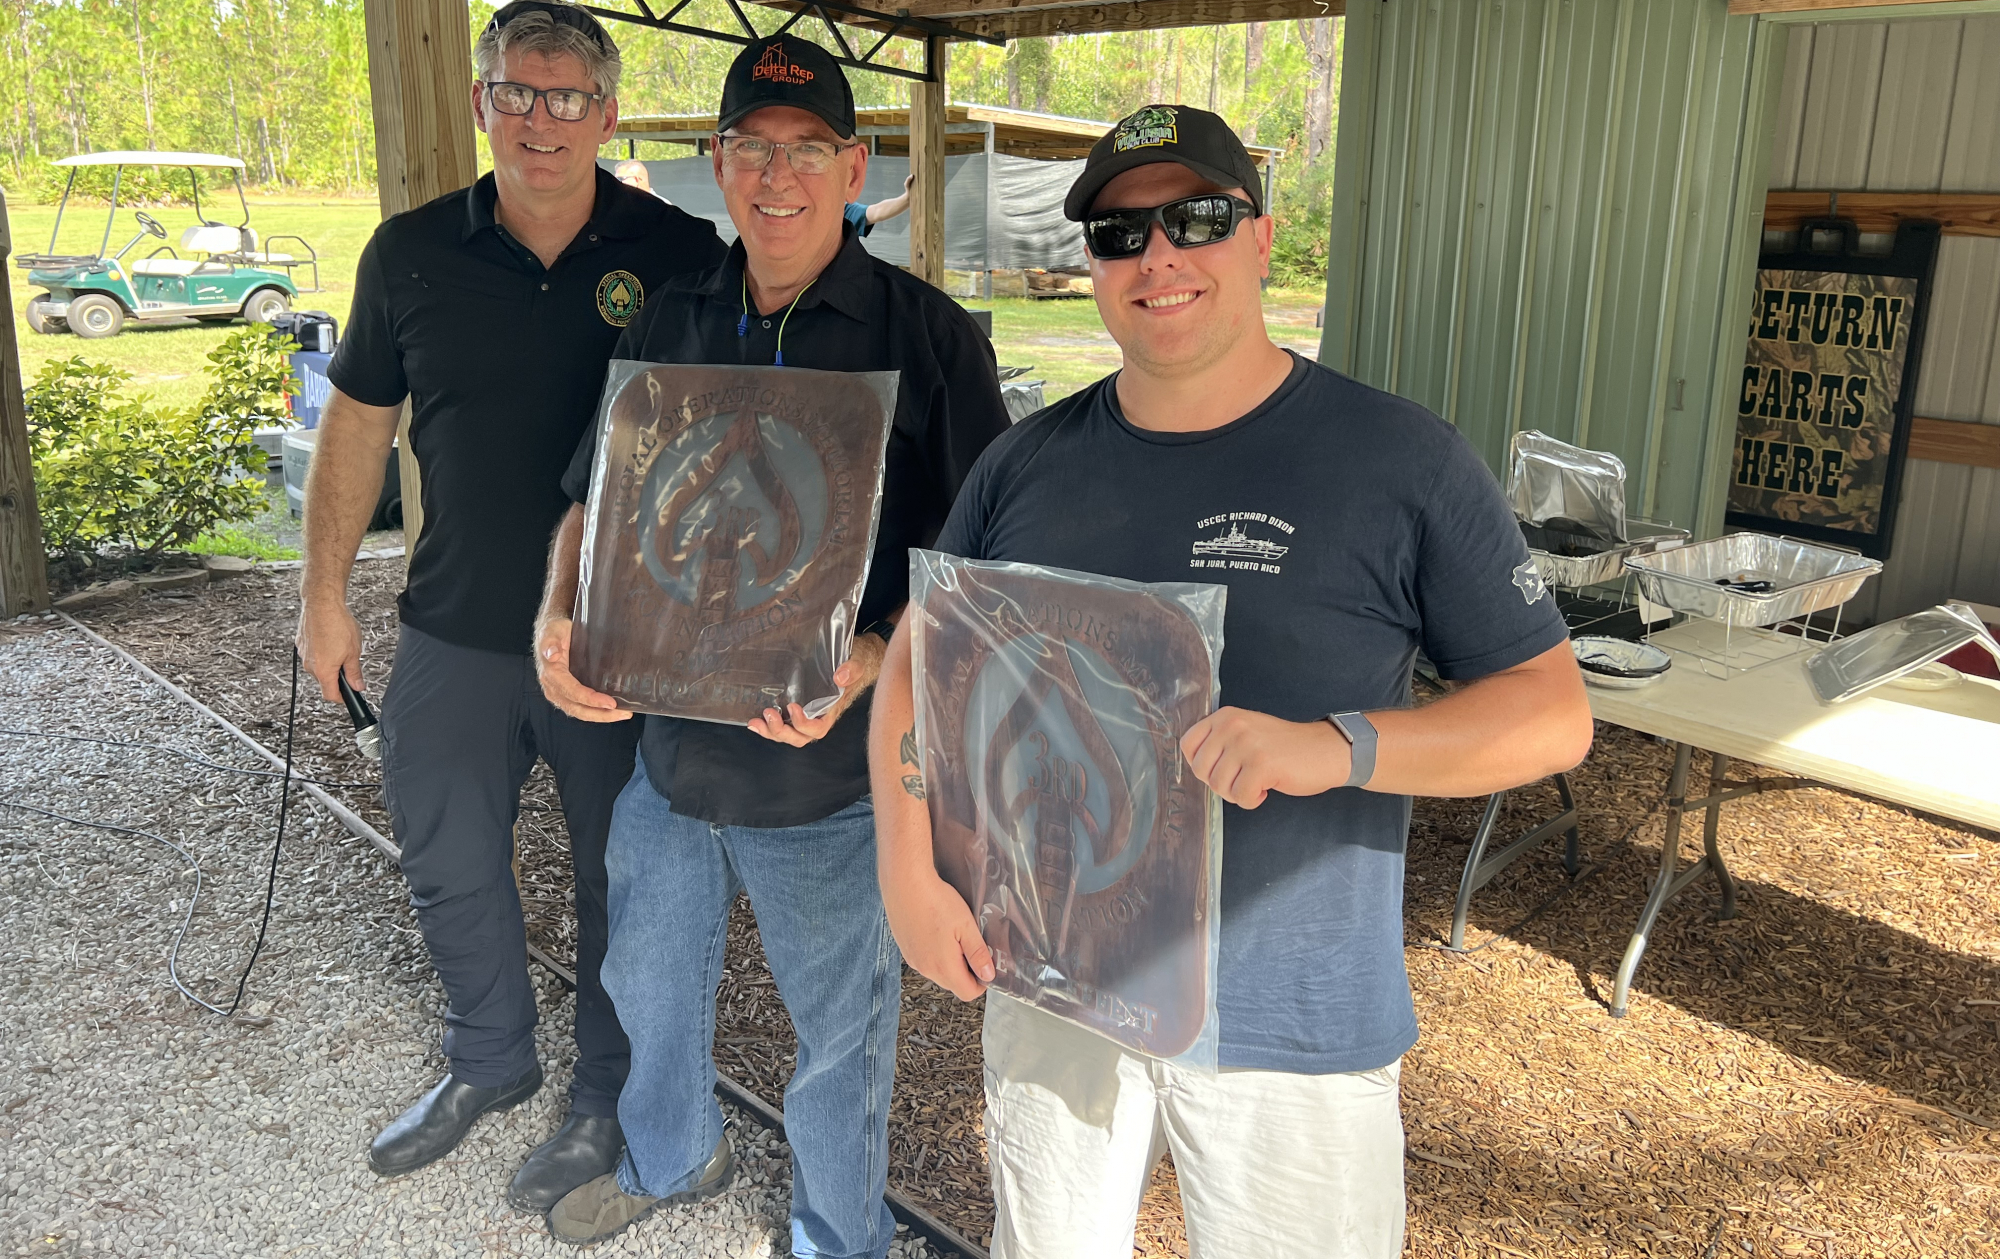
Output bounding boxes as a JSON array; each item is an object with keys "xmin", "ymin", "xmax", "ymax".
[
  {"xmin": 860, "ymin": 618, "xmax": 899, "ymax": 643},
  {"xmin": 1326, "ymin": 710, "xmax": 1378, "ymax": 789}
]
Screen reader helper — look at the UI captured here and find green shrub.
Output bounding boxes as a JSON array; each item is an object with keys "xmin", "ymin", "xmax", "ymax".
[{"xmin": 26, "ymin": 326, "xmax": 298, "ymax": 569}]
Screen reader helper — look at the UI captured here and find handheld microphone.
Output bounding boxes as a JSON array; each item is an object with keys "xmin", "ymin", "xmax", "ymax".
[{"xmin": 336, "ymin": 674, "xmax": 383, "ymax": 761}]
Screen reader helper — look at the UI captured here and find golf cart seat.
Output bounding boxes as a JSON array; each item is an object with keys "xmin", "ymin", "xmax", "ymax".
[
  {"xmin": 130, "ymin": 257, "xmax": 207, "ymax": 276},
  {"xmin": 181, "ymin": 224, "xmax": 251, "ymax": 257}
]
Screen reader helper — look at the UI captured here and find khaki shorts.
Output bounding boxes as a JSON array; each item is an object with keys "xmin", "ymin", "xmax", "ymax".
[{"xmin": 982, "ymin": 993, "xmax": 1406, "ymax": 1259}]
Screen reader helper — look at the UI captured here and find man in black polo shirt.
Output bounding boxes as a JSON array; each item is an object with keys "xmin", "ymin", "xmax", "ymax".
[
  {"xmin": 296, "ymin": 0, "xmax": 725, "ymax": 1211},
  {"xmin": 530, "ymin": 34, "xmax": 1009, "ymax": 1252}
]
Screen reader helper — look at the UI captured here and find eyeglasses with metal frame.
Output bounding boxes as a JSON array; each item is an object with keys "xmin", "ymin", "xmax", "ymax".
[
  {"xmin": 1082, "ymin": 194, "xmax": 1259, "ymax": 260},
  {"xmin": 482, "ymin": 80, "xmax": 604, "ymax": 122},
  {"xmin": 716, "ymin": 135, "xmax": 862, "ymax": 177}
]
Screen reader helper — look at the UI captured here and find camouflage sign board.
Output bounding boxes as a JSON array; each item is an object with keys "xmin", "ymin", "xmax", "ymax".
[
  {"xmin": 1726, "ymin": 221, "xmax": 1939, "ymax": 559},
  {"xmin": 571, "ymin": 362, "xmax": 898, "ymax": 724}
]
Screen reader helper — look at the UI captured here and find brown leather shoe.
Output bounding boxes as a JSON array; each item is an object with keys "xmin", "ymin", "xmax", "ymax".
[{"xmin": 545, "ymin": 1135, "xmax": 733, "ymax": 1246}]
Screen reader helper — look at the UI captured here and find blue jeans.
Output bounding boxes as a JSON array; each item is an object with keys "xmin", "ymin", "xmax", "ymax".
[{"xmin": 600, "ymin": 757, "xmax": 900, "ymax": 1259}]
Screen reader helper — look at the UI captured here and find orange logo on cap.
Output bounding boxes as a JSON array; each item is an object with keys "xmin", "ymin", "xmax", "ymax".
[{"xmin": 752, "ymin": 44, "xmax": 815, "ymax": 85}]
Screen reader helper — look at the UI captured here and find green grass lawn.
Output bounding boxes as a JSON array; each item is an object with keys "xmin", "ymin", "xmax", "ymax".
[
  {"xmin": 9, "ymin": 190, "xmax": 1327, "ymax": 558},
  {"xmin": 9, "ymin": 191, "xmax": 1326, "ymax": 408},
  {"xmin": 9, "ymin": 194, "xmax": 377, "ymax": 411}
]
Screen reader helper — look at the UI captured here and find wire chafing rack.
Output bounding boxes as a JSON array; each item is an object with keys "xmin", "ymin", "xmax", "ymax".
[{"xmin": 1623, "ymin": 533, "xmax": 1882, "ymax": 680}]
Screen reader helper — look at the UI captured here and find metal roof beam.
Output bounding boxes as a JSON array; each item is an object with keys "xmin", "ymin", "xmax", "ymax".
[
  {"xmin": 890, "ymin": 0, "xmax": 1345, "ymax": 40},
  {"xmin": 581, "ymin": 0, "xmax": 1003, "ymax": 83}
]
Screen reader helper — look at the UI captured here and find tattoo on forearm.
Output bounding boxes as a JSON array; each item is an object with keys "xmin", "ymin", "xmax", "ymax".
[
  {"xmin": 899, "ymin": 729, "xmax": 918, "ymax": 766},
  {"xmin": 901, "ymin": 774, "xmax": 927, "ymax": 800}
]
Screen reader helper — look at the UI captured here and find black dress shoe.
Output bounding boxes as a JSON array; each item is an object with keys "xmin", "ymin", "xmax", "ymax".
[
  {"xmin": 507, "ymin": 1113, "xmax": 626, "ymax": 1212},
  {"xmin": 367, "ymin": 1065, "xmax": 544, "ymax": 1177}
]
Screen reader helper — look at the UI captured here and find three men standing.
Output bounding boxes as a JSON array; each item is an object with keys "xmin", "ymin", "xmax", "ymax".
[
  {"xmin": 297, "ymin": 0, "xmax": 725, "ymax": 1214},
  {"xmin": 531, "ymin": 35, "xmax": 1009, "ymax": 1251}
]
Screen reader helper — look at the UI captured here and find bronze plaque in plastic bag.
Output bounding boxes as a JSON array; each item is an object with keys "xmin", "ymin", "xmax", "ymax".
[
  {"xmin": 911, "ymin": 551, "xmax": 1226, "ymax": 1063},
  {"xmin": 572, "ymin": 362, "xmax": 897, "ymax": 723}
]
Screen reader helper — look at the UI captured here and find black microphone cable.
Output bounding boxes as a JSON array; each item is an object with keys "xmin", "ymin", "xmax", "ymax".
[{"xmin": 0, "ymin": 649, "xmax": 305, "ymax": 1018}]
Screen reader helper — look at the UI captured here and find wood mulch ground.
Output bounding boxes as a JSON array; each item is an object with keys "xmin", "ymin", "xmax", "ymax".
[{"xmin": 63, "ymin": 566, "xmax": 2000, "ymax": 1258}]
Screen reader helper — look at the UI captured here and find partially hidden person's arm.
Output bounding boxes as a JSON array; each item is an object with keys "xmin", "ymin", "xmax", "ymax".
[
  {"xmin": 870, "ymin": 618, "xmax": 995, "ymax": 1000},
  {"xmin": 864, "ymin": 173, "xmax": 915, "ymax": 225},
  {"xmin": 533, "ymin": 502, "xmax": 631, "ymax": 724},
  {"xmin": 1179, "ymin": 638, "xmax": 1592, "ymax": 809},
  {"xmin": 296, "ymin": 387, "xmax": 403, "ymax": 702}
]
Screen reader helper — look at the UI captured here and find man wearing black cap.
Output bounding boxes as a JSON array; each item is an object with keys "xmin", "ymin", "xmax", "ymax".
[
  {"xmin": 296, "ymin": 0, "xmax": 726, "ymax": 1211},
  {"xmin": 869, "ymin": 105, "xmax": 1592, "ymax": 1258},
  {"xmin": 532, "ymin": 33, "xmax": 1009, "ymax": 1253}
]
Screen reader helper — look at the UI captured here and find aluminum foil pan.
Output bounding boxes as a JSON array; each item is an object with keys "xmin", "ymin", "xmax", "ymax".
[
  {"xmin": 1623, "ymin": 533, "xmax": 1881, "ymax": 629},
  {"xmin": 1508, "ymin": 430, "xmax": 1627, "ymax": 543},
  {"xmin": 1806, "ymin": 602, "xmax": 2000, "ymax": 704},
  {"xmin": 1521, "ymin": 519, "xmax": 1688, "ymax": 589}
]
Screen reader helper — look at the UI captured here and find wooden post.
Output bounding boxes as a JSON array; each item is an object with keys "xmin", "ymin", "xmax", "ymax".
[
  {"xmin": 364, "ymin": 0, "xmax": 480, "ymax": 219},
  {"xmin": 908, "ymin": 37, "xmax": 950, "ymax": 287},
  {"xmin": 0, "ymin": 188, "xmax": 51, "ymax": 617}
]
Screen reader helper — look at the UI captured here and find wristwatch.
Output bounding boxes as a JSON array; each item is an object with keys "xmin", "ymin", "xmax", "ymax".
[
  {"xmin": 1325, "ymin": 711, "xmax": 1377, "ymax": 789},
  {"xmin": 859, "ymin": 618, "xmax": 899, "ymax": 644}
]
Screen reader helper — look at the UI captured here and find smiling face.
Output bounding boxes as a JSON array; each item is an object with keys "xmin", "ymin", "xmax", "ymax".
[
  {"xmin": 473, "ymin": 48, "xmax": 618, "ymax": 204},
  {"xmin": 712, "ymin": 106, "xmax": 866, "ymax": 281},
  {"xmin": 1086, "ymin": 163, "xmax": 1275, "ymax": 381}
]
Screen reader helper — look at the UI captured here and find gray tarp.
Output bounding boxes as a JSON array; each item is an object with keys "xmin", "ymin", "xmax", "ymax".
[{"xmin": 601, "ymin": 152, "xmax": 1088, "ymax": 272}]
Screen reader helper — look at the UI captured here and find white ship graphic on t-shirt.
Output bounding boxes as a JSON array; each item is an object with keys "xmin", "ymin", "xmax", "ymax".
[{"xmin": 1191, "ymin": 521, "xmax": 1290, "ymax": 560}]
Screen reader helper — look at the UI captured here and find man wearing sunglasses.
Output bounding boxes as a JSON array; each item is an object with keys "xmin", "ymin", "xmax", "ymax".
[
  {"xmin": 531, "ymin": 32, "xmax": 1008, "ymax": 1254},
  {"xmin": 868, "ymin": 105, "xmax": 1593, "ymax": 1258},
  {"xmin": 298, "ymin": 0, "xmax": 727, "ymax": 1216}
]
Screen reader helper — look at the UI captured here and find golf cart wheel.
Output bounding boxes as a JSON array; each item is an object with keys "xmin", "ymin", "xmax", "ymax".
[
  {"xmin": 67, "ymin": 293, "xmax": 125, "ymax": 340},
  {"xmin": 243, "ymin": 288, "xmax": 290, "ymax": 325},
  {"xmin": 25, "ymin": 295, "xmax": 67, "ymax": 335}
]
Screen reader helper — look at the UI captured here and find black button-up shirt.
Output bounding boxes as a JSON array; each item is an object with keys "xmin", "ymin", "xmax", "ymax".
[
  {"xmin": 561, "ymin": 228, "xmax": 1011, "ymax": 827},
  {"xmin": 329, "ymin": 168, "xmax": 727, "ymax": 654}
]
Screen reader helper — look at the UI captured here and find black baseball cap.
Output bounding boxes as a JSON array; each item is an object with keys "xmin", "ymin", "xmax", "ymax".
[
  {"xmin": 1063, "ymin": 104, "xmax": 1263, "ymax": 220},
  {"xmin": 716, "ymin": 34, "xmax": 857, "ymax": 140}
]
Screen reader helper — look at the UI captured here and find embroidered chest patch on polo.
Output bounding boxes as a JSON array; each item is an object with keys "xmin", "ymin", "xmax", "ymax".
[{"xmin": 596, "ymin": 270, "xmax": 643, "ymax": 326}]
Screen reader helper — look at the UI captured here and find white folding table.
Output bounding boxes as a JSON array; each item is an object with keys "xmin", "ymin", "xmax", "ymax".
[{"xmin": 1584, "ymin": 618, "xmax": 2000, "ymax": 1016}]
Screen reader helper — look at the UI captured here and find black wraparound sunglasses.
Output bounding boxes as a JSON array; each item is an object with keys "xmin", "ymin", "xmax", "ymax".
[{"xmin": 1082, "ymin": 194, "xmax": 1258, "ymax": 260}]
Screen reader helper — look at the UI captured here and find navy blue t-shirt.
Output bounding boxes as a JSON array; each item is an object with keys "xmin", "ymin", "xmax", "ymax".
[{"xmin": 934, "ymin": 353, "xmax": 1568, "ymax": 1073}]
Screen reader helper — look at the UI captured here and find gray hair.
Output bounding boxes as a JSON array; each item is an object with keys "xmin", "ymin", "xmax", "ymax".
[{"xmin": 473, "ymin": 8, "xmax": 623, "ymax": 98}]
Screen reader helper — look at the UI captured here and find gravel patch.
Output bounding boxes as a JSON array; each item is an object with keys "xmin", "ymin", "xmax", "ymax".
[{"xmin": 0, "ymin": 619, "xmax": 946, "ymax": 1259}]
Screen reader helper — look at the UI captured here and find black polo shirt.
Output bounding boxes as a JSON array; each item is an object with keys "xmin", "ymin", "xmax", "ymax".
[
  {"xmin": 560, "ymin": 228, "xmax": 1010, "ymax": 828},
  {"xmin": 329, "ymin": 168, "xmax": 727, "ymax": 654}
]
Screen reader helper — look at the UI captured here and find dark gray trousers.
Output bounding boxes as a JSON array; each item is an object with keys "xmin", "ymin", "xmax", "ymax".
[{"xmin": 379, "ymin": 623, "xmax": 639, "ymax": 1116}]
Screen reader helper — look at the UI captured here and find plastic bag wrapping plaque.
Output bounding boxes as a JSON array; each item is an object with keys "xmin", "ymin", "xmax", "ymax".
[
  {"xmin": 1508, "ymin": 430, "xmax": 1628, "ymax": 543},
  {"xmin": 572, "ymin": 362, "xmax": 898, "ymax": 723},
  {"xmin": 910, "ymin": 550, "xmax": 1226, "ymax": 1068}
]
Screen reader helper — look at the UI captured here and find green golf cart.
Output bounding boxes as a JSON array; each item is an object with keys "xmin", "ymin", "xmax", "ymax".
[{"xmin": 18, "ymin": 151, "xmax": 319, "ymax": 339}]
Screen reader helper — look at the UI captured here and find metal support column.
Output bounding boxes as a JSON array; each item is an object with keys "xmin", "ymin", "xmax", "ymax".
[{"xmin": 982, "ymin": 119, "xmax": 997, "ymax": 299}]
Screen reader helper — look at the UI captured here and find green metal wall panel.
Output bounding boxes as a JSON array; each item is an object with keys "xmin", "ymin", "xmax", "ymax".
[{"xmin": 1321, "ymin": 0, "xmax": 1784, "ymax": 538}]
